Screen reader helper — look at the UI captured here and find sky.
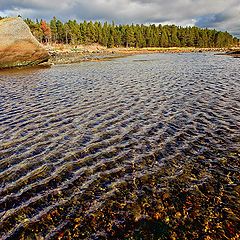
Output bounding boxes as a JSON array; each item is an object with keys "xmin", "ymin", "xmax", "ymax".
[{"xmin": 0, "ymin": 0, "xmax": 239, "ymax": 38}]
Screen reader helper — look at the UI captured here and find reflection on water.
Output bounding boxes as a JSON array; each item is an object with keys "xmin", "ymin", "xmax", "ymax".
[{"xmin": 0, "ymin": 53, "xmax": 239, "ymax": 239}]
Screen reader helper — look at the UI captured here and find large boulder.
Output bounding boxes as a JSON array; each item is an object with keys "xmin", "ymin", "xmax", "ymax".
[{"xmin": 0, "ymin": 17, "xmax": 50, "ymax": 69}]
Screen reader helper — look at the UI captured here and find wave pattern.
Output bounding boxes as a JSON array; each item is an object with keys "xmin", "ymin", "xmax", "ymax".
[{"xmin": 0, "ymin": 53, "xmax": 239, "ymax": 239}]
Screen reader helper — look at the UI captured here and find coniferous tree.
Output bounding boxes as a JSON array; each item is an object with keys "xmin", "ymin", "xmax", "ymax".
[
  {"xmin": 56, "ymin": 20, "xmax": 65, "ymax": 43},
  {"xmin": 160, "ymin": 29, "xmax": 169, "ymax": 47},
  {"xmin": 100, "ymin": 22, "xmax": 109, "ymax": 46},
  {"xmin": 50, "ymin": 17, "xmax": 58, "ymax": 43},
  {"xmin": 24, "ymin": 17, "xmax": 239, "ymax": 48},
  {"xmin": 170, "ymin": 26, "xmax": 180, "ymax": 47}
]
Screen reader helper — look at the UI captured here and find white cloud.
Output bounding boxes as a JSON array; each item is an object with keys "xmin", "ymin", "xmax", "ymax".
[{"xmin": 0, "ymin": 0, "xmax": 239, "ymax": 37}]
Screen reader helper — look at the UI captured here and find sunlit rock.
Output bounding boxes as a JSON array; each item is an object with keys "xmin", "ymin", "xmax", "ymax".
[{"xmin": 0, "ymin": 17, "xmax": 50, "ymax": 69}]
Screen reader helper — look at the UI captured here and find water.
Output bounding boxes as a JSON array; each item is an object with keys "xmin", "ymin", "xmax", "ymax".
[{"xmin": 0, "ymin": 53, "xmax": 239, "ymax": 239}]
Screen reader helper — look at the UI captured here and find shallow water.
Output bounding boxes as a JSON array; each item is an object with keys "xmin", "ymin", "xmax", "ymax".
[{"xmin": 0, "ymin": 53, "xmax": 239, "ymax": 239}]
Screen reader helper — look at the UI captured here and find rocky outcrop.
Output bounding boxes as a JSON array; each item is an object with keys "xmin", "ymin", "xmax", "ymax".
[
  {"xmin": 0, "ymin": 17, "xmax": 50, "ymax": 69},
  {"xmin": 225, "ymin": 50, "xmax": 240, "ymax": 58}
]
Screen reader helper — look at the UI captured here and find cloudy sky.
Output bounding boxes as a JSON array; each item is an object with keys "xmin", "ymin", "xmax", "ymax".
[{"xmin": 0, "ymin": 0, "xmax": 239, "ymax": 37}]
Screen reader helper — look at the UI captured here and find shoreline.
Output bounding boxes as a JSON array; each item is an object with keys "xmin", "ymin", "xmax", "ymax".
[
  {"xmin": 47, "ymin": 46, "xmax": 237, "ymax": 65},
  {"xmin": 1, "ymin": 46, "xmax": 239, "ymax": 71}
]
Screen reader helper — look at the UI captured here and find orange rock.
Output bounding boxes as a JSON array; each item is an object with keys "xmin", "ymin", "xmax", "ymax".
[{"xmin": 0, "ymin": 17, "xmax": 50, "ymax": 69}]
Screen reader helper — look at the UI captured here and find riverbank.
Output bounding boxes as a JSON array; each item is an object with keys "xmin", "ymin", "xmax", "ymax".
[{"xmin": 46, "ymin": 44, "xmax": 237, "ymax": 65}]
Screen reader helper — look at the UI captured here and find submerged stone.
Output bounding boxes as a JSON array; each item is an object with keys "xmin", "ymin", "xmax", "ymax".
[{"xmin": 0, "ymin": 17, "xmax": 50, "ymax": 69}]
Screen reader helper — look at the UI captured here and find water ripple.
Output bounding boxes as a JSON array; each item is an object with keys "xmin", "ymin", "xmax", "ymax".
[{"xmin": 0, "ymin": 53, "xmax": 239, "ymax": 239}]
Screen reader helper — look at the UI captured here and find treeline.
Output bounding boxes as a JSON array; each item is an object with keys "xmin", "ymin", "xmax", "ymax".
[{"xmin": 3, "ymin": 16, "xmax": 240, "ymax": 48}]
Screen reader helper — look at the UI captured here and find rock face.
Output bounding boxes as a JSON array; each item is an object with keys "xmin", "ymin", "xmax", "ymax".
[
  {"xmin": 225, "ymin": 50, "xmax": 240, "ymax": 58},
  {"xmin": 0, "ymin": 17, "xmax": 50, "ymax": 69}
]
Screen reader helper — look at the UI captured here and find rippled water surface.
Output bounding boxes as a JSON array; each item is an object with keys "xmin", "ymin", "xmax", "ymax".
[{"xmin": 0, "ymin": 53, "xmax": 239, "ymax": 239}]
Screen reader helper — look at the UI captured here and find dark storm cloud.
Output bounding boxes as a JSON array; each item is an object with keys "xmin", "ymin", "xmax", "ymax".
[
  {"xmin": 195, "ymin": 4, "xmax": 240, "ymax": 38},
  {"xmin": 0, "ymin": 0, "xmax": 239, "ymax": 37}
]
